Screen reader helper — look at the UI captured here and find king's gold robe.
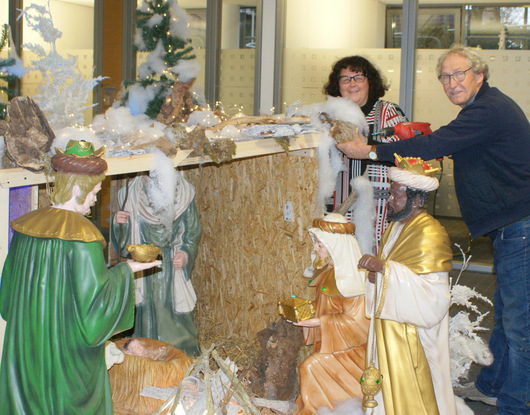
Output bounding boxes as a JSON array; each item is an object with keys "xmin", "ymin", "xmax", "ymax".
[{"xmin": 366, "ymin": 211, "xmax": 456, "ymax": 415}]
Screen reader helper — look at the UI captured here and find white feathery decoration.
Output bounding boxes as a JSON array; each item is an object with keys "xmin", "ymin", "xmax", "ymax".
[
  {"xmin": 449, "ymin": 244, "xmax": 493, "ymax": 386},
  {"xmin": 147, "ymin": 149, "xmax": 178, "ymax": 233},
  {"xmin": 314, "ymin": 132, "xmax": 345, "ymax": 216},
  {"xmin": 296, "ymin": 96, "xmax": 368, "ymax": 216},
  {"xmin": 350, "ymin": 174, "xmax": 376, "ymax": 255},
  {"xmin": 296, "ymin": 96, "xmax": 368, "ymax": 136},
  {"xmin": 19, "ymin": 2, "xmax": 105, "ymax": 130}
]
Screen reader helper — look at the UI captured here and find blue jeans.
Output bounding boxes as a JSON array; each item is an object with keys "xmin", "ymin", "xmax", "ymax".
[{"xmin": 476, "ymin": 216, "xmax": 530, "ymax": 414}]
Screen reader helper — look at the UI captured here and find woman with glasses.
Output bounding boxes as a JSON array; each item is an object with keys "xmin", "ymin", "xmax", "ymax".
[{"xmin": 324, "ymin": 56, "xmax": 408, "ymax": 251}]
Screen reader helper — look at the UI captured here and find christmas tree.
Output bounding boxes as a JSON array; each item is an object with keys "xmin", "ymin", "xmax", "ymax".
[{"xmin": 120, "ymin": 0, "xmax": 197, "ymax": 119}]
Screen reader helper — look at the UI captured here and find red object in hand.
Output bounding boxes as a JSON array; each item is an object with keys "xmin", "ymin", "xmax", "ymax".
[
  {"xmin": 377, "ymin": 122, "xmax": 432, "ymax": 140},
  {"xmin": 375, "ymin": 122, "xmax": 443, "ymax": 162}
]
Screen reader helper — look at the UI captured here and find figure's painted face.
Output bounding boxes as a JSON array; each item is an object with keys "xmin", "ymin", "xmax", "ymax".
[
  {"xmin": 313, "ymin": 240, "xmax": 329, "ymax": 260},
  {"xmin": 77, "ymin": 182, "xmax": 102, "ymax": 216},
  {"xmin": 338, "ymin": 67, "xmax": 370, "ymax": 107},
  {"xmin": 313, "ymin": 238, "xmax": 333, "ymax": 268},
  {"xmin": 440, "ymin": 54, "xmax": 484, "ymax": 108},
  {"xmin": 387, "ymin": 182, "xmax": 413, "ymax": 222}
]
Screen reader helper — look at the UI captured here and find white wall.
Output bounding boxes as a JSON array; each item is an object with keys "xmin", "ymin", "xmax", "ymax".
[
  {"xmin": 221, "ymin": 3, "xmax": 241, "ymax": 49},
  {"xmin": 23, "ymin": 0, "xmax": 94, "ymax": 51},
  {"xmin": 0, "ymin": 2, "xmax": 7, "ymax": 30},
  {"xmin": 285, "ymin": 0, "xmax": 386, "ymax": 49}
]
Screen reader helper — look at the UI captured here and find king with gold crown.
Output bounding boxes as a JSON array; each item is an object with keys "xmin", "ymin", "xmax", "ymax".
[{"xmin": 357, "ymin": 154, "xmax": 458, "ymax": 414}]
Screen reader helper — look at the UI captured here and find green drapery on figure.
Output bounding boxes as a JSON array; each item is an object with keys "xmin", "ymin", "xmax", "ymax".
[{"xmin": 112, "ymin": 174, "xmax": 202, "ymax": 357}]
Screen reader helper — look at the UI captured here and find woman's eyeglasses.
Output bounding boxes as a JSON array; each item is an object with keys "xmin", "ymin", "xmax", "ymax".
[{"xmin": 338, "ymin": 74, "xmax": 367, "ymax": 84}]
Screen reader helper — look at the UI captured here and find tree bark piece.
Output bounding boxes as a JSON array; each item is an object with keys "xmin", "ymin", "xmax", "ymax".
[
  {"xmin": 320, "ymin": 112, "xmax": 366, "ymax": 144},
  {"xmin": 4, "ymin": 96, "xmax": 55, "ymax": 172},
  {"xmin": 245, "ymin": 319, "xmax": 304, "ymax": 401}
]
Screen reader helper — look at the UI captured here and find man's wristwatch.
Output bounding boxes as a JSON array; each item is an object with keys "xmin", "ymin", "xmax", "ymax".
[{"xmin": 368, "ymin": 145, "xmax": 378, "ymax": 161}]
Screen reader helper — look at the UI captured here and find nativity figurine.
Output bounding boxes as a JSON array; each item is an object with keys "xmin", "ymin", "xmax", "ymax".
[
  {"xmin": 112, "ymin": 151, "xmax": 202, "ymax": 357},
  {"xmin": 289, "ymin": 213, "xmax": 369, "ymax": 414},
  {"xmin": 0, "ymin": 140, "xmax": 160, "ymax": 414}
]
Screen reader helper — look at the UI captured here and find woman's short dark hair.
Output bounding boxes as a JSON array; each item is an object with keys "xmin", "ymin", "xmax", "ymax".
[{"xmin": 323, "ymin": 56, "xmax": 389, "ymax": 102}]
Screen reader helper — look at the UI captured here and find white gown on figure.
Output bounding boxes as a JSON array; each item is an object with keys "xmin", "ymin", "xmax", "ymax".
[{"xmin": 365, "ymin": 222, "xmax": 457, "ymax": 415}]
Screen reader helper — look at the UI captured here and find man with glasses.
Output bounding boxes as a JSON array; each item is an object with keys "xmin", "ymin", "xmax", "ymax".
[{"xmin": 336, "ymin": 45, "xmax": 530, "ymax": 415}]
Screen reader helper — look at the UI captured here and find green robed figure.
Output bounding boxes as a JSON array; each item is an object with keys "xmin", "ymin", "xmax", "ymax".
[{"xmin": 0, "ymin": 140, "xmax": 160, "ymax": 414}]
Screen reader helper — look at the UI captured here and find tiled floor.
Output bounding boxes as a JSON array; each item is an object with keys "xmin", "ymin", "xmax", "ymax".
[{"xmin": 440, "ymin": 216, "xmax": 498, "ymax": 414}]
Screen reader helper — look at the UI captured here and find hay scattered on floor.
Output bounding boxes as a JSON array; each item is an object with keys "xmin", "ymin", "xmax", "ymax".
[{"xmin": 195, "ymin": 302, "xmax": 260, "ymax": 378}]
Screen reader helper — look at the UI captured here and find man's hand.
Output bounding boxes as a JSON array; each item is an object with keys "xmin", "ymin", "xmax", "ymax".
[
  {"xmin": 291, "ymin": 317, "xmax": 321, "ymax": 328},
  {"xmin": 358, "ymin": 254, "xmax": 385, "ymax": 273},
  {"xmin": 172, "ymin": 251, "xmax": 188, "ymax": 270},
  {"xmin": 358, "ymin": 254, "xmax": 385, "ymax": 284},
  {"xmin": 116, "ymin": 211, "xmax": 130, "ymax": 224},
  {"xmin": 127, "ymin": 260, "xmax": 161, "ymax": 273},
  {"xmin": 336, "ymin": 132, "xmax": 371, "ymax": 159}
]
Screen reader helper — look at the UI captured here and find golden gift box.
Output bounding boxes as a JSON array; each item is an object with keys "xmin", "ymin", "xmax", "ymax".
[{"xmin": 278, "ymin": 296, "xmax": 315, "ymax": 322}]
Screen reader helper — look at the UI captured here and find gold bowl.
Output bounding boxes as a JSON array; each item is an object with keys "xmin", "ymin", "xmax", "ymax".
[{"xmin": 126, "ymin": 244, "xmax": 161, "ymax": 262}]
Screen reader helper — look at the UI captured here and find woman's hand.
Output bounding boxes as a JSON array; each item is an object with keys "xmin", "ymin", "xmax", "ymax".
[
  {"xmin": 336, "ymin": 132, "xmax": 371, "ymax": 159},
  {"xmin": 115, "ymin": 211, "xmax": 130, "ymax": 224}
]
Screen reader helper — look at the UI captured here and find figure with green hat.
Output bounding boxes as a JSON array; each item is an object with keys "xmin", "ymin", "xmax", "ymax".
[{"xmin": 0, "ymin": 140, "xmax": 161, "ymax": 414}]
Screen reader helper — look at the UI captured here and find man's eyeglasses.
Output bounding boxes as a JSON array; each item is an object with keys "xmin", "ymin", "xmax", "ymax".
[
  {"xmin": 438, "ymin": 68, "xmax": 472, "ymax": 85},
  {"xmin": 338, "ymin": 74, "xmax": 367, "ymax": 84}
]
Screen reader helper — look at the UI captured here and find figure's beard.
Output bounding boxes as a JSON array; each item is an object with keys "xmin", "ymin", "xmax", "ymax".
[
  {"xmin": 313, "ymin": 255, "xmax": 331, "ymax": 270},
  {"xmin": 387, "ymin": 196, "xmax": 413, "ymax": 222}
]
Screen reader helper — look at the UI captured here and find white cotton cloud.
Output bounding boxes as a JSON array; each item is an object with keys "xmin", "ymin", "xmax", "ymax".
[
  {"xmin": 169, "ymin": 59, "xmax": 201, "ymax": 83},
  {"xmin": 4, "ymin": 28, "xmax": 27, "ymax": 77},
  {"xmin": 147, "ymin": 14, "xmax": 163, "ymax": 28},
  {"xmin": 137, "ymin": 1, "xmax": 151, "ymax": 13},
  {"xmin": 186, "ymin": 110, "xmax": 220, "ymax": 127},
  {"xmin": 168, "ymin": 0, "xmax": 191, "ymax": 39},
  {"xmin": 125, "ymin": 83, "xmax": 161, "ymax": 116},
  {"xmin": 134, "ymin": 29, "xmax": 147, "ymax": 51},
  {"xmin": 137, "ymin": 40, "xmax": 167, "ymax": 79}
]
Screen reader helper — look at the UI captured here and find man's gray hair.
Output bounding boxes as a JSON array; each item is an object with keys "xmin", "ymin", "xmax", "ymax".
[{"xmin": 436, "ymin": 44, "xmax": 489, "ymax": 81}]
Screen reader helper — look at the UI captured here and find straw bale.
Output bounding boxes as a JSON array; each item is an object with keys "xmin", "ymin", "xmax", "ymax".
[{"xmin": 181, "ymin": 152, "xmax": 319, "ymax": 346}]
